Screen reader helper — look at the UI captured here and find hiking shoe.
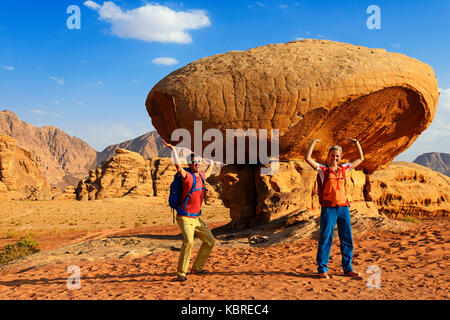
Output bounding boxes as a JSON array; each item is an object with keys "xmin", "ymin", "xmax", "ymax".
[
  {"xmin": 174, "ymin": 276, "xmax": 187, "ymax": 282},
  {"xmin": 343, "ymin": 271, "xmax": 361, "ymax": 277},
  {"xmin": 319, "ymin": 273, "xmax": 332, "ymax": 279}
]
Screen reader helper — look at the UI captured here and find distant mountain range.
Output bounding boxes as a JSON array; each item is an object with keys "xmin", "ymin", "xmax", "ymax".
[
  {"xmin": 1, "ymin": 109, "xmax": 448, "ymax": 189},
  {"xmin": 0, "ymin": 110, "xmax": 169, "ymax": 189},
  {"xmin": 413, "ymin": 152, "xmax": 450, "ymax": 177},
  {"xmin": 97, "ymin": 131, "xmax": 171, "ymax": 165}
]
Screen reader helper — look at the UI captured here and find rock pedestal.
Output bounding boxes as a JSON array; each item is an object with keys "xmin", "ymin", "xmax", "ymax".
[{"xmin": 219, "ymin": 161, "xmax": 449, "ymax": 231}]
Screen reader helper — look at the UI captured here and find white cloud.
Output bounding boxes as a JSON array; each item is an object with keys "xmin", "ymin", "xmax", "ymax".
[
  {"xmin": 1, "ymin": 66, "xmax": 14, "ymax": 71},
  {"xmin": 130, "ymin": 79, "xmax": 138, "ymax": 84},
  {"xmin": 84, "ymin": 1, "xmax": 211, "ymax": 44},
  {"xmin": 30, "ymin": 109, "xmax": 62, "ymax": 118},
  {"xmin": 30, "ymin": 109, "xmax": 47, "ymax": 115},
  {"xmin": 280, "ymin": 4, "xmax": 288, "ymax": 9},
  {"xmin": 152, "ymin": 57, "xmax": 179, "ymax": 66},
  {"xmin": 49, "ymin": 76, "xmax": 64, "ymax": 84},
  {"xmin": 53, "ymin": 100, "xmax": 60, "ymax": 104}
]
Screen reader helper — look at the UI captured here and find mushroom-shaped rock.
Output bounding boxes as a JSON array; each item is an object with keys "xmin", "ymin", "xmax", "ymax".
[{"xmin": 146, "ymin": 39, "xmax": 439, "ymax": 173}]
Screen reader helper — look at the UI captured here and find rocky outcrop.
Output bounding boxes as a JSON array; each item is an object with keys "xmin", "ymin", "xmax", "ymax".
[
  {"xmin": 52, "ymin": 186, "xmax": 77, "ymax": 200},
  {"xmin": 0, "ymin": 135, "xmax": 52, "ymax": 200},
  {"xmin": 219, "ymin": 161, "xmax": 449, "ymax": 230},
  {"xmin": 0, "ymin": 110, "xmax": 98, "ymax": 189},
  {"xmin": 413, "ymin": 152, "xmax": 450, "ymax": 177},
  {"xmin": 76, "ymin": 149, "xmax": 154, "ymax": 200},
  {"xmin": 76, "ymin": 148, "xmax": 221, "ymax": 203},
  {"xmin": 146, "ymin": 39, "xmax": 439, "ymax": 173},
  {"xmin": 368, "ymin": 162, "xmax": 450, "ymax": 218}
]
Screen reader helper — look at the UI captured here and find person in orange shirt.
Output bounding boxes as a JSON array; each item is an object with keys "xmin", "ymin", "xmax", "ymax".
[{"xmin": 305, "ymin": 138, "xmax": 364, "ymax": 279}]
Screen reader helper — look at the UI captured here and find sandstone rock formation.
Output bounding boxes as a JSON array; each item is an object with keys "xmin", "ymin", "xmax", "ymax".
[
  {"xmin": 414, "ymin": 152, "xmax": 450, "ymax": 177},
  {"xmin": 368, "ymin": 162, "xmax": 450, "ymax": 218},
  {"xmin": 0, "ymin": 110, "xmax": 98, "ymax": 189},
  {"xmin": 146, "ymin": 39, "xmax": 439, "ymax": 173},
  {"xmin": 52, "ymin": 186, "xmax": 77, "ymax": 200},
  {"xmin": 219, "ymin": 161, "xmax": 449, "ymax": 230},
  {"xmin": 0, "ymin": 134, "xmax": 52, "ymax": 200},
  {"xmin": 76, "ymin": 148, "xmax": 221, "ymax": 203},
  {"xmin": 76, "ymin": 148, "xmax": 154, "ymax": 200}
]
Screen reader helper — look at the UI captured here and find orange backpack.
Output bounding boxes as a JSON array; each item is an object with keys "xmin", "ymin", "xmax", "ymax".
[{"xmin": 317, "ymin": 165, "xmax": 349, "ymax": 207}]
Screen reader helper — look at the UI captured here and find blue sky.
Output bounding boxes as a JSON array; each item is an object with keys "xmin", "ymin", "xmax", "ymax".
[{"xmin": 0, "ymin": 0, "xmax": 449, "ymax": 161}]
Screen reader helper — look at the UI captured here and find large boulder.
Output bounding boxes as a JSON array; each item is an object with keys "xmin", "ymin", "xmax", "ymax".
[
  {"xmin": 0, "ymin": 134, "xmax": 52, "ymax": 200},
  {"xmin": 146, "ymin": 39, "xmax": 439, "ymax": 173}
]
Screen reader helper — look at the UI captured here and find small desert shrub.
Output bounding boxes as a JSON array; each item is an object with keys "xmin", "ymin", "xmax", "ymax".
[
  {"xmin": 134, "ymin": 222, "xmax": 143, "ymax": 228},
  {"xmin": 402, "ymin": 215, "xmax": 421, "ymax": 223},
  {"xmin": 0, "ymin": 237, "xmax": 40, "ymax": 264}
]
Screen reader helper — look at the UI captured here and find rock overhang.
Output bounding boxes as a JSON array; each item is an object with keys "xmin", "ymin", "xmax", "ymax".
[{"xmin": 146, "ymin": 39, "xmax": 439, "ymax": 173}]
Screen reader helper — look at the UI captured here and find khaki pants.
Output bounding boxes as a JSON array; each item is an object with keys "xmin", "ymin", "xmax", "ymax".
[{"xmin": 176, "ymin": 216, "xmax": 215, "ymax": 277}]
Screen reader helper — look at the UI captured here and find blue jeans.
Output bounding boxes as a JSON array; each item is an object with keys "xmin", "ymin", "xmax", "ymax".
[{"xmin": 316, "ymin": 206, "xmax": 354, "ymax": 274}]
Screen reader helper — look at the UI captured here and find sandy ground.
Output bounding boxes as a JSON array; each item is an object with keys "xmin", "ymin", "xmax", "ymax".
[
  {"xmin": 0, "ymin": 197, "xmax": 229, "ymax": 250},
  {"xmin": 0, "ymin": 198, "xmax": 448, "ymax": 300}
]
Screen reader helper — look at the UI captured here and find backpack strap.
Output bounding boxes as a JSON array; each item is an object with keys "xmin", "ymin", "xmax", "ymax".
[
  {"xmin": 177, "ymin": 173, "xmax": 206, "ymax": 218},
  {"xmin": 193, "ymin": 173, "xmax": 207, "ymax": 192},
  {"xmin": 182, "ymin": 172, "xmax": 197, "ymax": 211}
]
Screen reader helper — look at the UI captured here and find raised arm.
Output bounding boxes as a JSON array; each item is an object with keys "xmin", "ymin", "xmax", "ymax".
[
  {"xmin": 348, "ymin": 138, "xmax": 364, "ymax": 169},
  {"xmin": 204, "ymin": 159, "xmax": 215, "ymax": 179},
  {"xmin": 305, "ymin": 139, "xmax": 321, "ymax": 170},
  {"xmin": 162, "ymin": 139, "xmax": 187, "ymax": 179}
]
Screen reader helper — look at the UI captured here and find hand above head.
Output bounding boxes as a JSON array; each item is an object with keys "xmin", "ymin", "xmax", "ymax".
[
  {"xmin": 311, "ymin": 139, "xmax": 321, "ymax": 144},
  {"xmin": 347, "ymin": 137, "xmax": 359, "ymax": 144},
  {"xmin": 162, "ymin": 139, "xmax": 175, "ymax": 150}
]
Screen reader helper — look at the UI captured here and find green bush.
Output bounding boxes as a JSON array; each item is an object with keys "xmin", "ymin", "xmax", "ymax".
[{"xmin": 0, "ymin": 237, "xmax": 40, "ymax": 264}]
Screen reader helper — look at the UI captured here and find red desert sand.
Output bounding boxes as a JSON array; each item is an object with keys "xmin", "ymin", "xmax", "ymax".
[{"xmin": 0, "ymin": 198, "xmax": 448, "ymax": 300}]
